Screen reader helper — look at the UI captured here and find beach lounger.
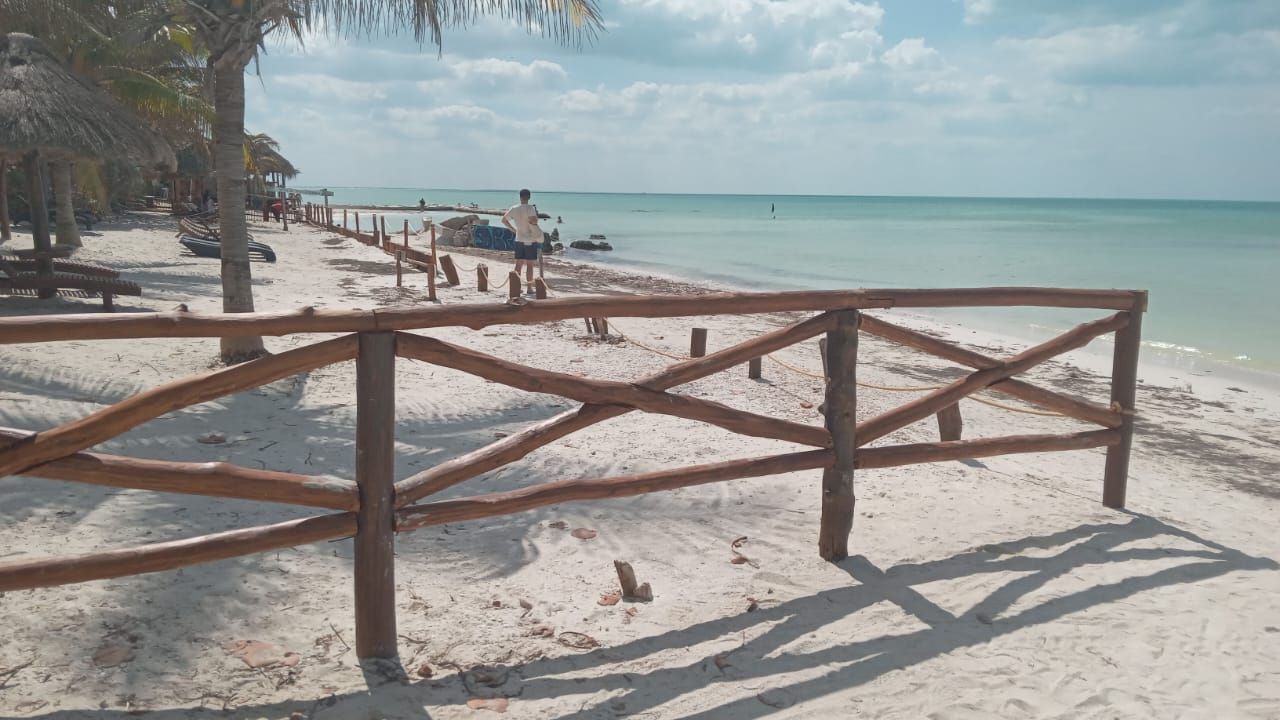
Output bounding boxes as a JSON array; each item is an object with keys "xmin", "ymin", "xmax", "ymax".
[
  {"xmin": 0, "ymin": 256, "xmax": 121, "ymax": 279},
  {"xmin": 179, "ymin": 235, "xmax": 276, "ymax": 262},
  {"xmin": 0, "ymin": 260, "xmax": 141, "ymax": 311}
]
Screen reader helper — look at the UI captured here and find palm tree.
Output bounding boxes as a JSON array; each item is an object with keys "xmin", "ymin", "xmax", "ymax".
[
  {"xmin": 0, "ymin": 1, "xmax": 212, "ymax": 247},
  {"xmin": 172, "ymin": 0, "xmax": 602, "ymax": 362},
  {"xmin": 244, "ymin": 131, "xmax": 298, "ymax": 204}
]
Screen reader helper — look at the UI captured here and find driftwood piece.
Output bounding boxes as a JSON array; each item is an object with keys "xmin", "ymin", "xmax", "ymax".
[
  {"xmin": 393, "ymin": 313, "xmax": 836, "ymax": 506},
  {"xmin": 397, "ymin": 450, "xmax": 831, "ymax": 532},
  {"xmin": 0, "ymin": 289, "xmax": 1146, "ymax": 345},
  {"xmin": 396, "ymin": 333, "xmax": 830, "ymax": 448},
  {"xmin": 0, "ymin": 334, "xmax": 358, "ymax": 479}
]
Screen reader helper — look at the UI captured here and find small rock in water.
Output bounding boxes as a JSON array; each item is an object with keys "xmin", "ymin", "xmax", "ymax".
[{"xmin": 197, "ymin": 432, "xmax": 227, "ymax": 445}]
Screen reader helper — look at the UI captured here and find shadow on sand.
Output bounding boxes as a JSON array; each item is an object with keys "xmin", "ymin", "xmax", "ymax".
[{"xmin": 24, "ymin": 512, "xmax": 1277, "ymax": 719}]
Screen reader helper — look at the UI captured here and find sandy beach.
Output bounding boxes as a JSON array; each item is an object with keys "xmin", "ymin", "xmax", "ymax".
[{"xmin": 1, "ymin": 213, "xmax": 1278, "ymax": 719}]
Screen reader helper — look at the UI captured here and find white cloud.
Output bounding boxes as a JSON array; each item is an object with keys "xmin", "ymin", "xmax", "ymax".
[
  {"xmin": 273, "ymin": 73, "xmax": 389, "ymax": 101},
  {"xmin": 449, "ymin": 58, "xmax": 567, "ymax": 86},
  {"xmin": 881, "ymin": 38, "xmax": 946, "ymax": 71},
  {"xmin": 961, "ymin": 0, "xmax": 996, "ymax": 24}
]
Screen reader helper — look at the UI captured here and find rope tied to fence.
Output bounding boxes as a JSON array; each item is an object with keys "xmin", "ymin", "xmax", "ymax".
[{"xmin": 609, "ymin": 321, "xmax": 1068, "ymax": 417}]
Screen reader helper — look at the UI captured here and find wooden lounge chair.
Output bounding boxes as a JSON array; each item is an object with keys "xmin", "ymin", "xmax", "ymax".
[
  {"xmin": 0, "ymin": 257, "xmax": 121, "ymax": 279},
  {"xmin": 0, "ymin": 258, "xmax": 141, "ymax": 311}
]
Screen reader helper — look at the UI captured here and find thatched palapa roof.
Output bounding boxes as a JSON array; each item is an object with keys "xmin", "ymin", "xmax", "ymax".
[{"xmin": 0, "ymin": 32, "xmax": 175, "ymax": 170}]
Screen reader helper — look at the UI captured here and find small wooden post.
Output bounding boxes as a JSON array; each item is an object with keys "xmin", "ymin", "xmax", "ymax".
[
  {"xmin": 343, "ymin": 208, "xmax": 348, "ymax": 229},
  {"xmin": 402, "ymin": 219, "xmax": 409, "ymax": 249},
  {"xmin": 508, "ymin": 271, "xmax": 521, "ymax": 300},
  {"xmin": 395, "ymin": 251, "xmax": 403, "ymax": 287},
  {"xmin": 690, "ymin": 328, "xmax": 708, "ymax": 358},
  {"xmin": 1103, "ymin": 293, "xmax": 1146, "ymax": 509},
  {"xmin": 354, "ymin": 332, "xmax": 397, "ymax": 659},
  {"xmin": 748, "ymin": 357, "xmax": 763, "ymax": 379},
  {"xmin": 534, "ymin": 278, "xmax": 548, "ymax": 300},
  {"xmin": 937, "ymin": 404, "xmax": 963, "ymax": 442},
  {"xmin": 477, "ymin": 263, "xmax": 488, "ymax": 292},
  {"xmin": 328, "ymin": 207, "xmax": 333, "ymax": 227},
  {"xmin": 427, "ymin": 225, "xmax": 438, "ymax": 301},
  {"xmin": 819, "ymin": 310, "xmax": 859, "ymax": 561},
  {"xmin": 819, "ymin": 337, "xmax": 829, "ymax": 376},
  {"xmin": 380, "ymin": 216, "xmax": 388, "ymax": 249},
  {"xmin": 440, "ymin": 255, "xmax": 460, "ymax": 286},
  {"xmin": 355, "ymin": 212, "xmax": 360, "ymax": 234},
  {"xmin": 596, "ymin": 318, "xmax": 609, "ymax": 337}
]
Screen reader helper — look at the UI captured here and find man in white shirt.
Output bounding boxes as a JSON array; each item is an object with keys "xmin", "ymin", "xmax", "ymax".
[{"xmin": 502, "ymin": 188, "xmax": 541, "ymax": 294}]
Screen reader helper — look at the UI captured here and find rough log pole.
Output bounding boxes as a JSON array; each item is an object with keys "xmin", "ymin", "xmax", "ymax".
[
  {"xmin": 0, "ymin": 513, "xmax": 356, "ymax": 592},
  {"xmin": 394, "ymin": 312, "xmax": 836, "ymax": 506},
  {"xmin": 381, "ymin": 216, "xmax": 388, "ymax": 248},
  {"xmin": 355, "ymin": 212, "xmax": 360, "ymax": 234},
  {"xmin": 1103, "ymin": 293, "xmax": 1146, "ymax": 508},
  {"xmin": 535, "ymin": 278, "xmax": 548, "ymax": 300},
  {"xmin": 0, "ymin": 290, "xmax": 1148, "ymax": 346},
  {"xmin": 395, "ymin": 333, "xmax": 829, "ymax": 447},
  {"xmin": 0, "ymin": 427, "xmax": 357, "ymax": 510},
  {"xmin": 858, "ymin": 314, "xmax": 1121, "ymax": 428},
  {"xmin": 690, "ymin": 328, "xmax": 708, "ymax": 358},
  {"xmin": 819, "ymin": 310, "xmax": 859, "ymax": 561},
  {"xmin": 398, "ymin": 451, "xmax": 831, "ymax": 532},
  {"xmin": 403, "ymin": 219, "xmax": 409, "ymax": 248},
  {"xmin": 396, "ymin": 252, "xmax": 403, "ymax": 287},
  {"xmin": 355, "ymin": 332, "xmax": 397, "ymax": 659},
  {"xmin": 856, "ymin": 312, "xmax": 1128, "ymax": 446},
  {"xmin": 857, "ymin": 429, "xmax": 1120, "ymax": 470},
  {"xmin": 508, "ymin": 272, "xmax": 521, "ymax": 301},
  {"xmin": 937, "ymin": 404, "xmax": 963, "ymax": 441},
  {"xmin": 477, "ymin": 263, "xmax": 488, "ymax": 292},
  {"xmin": 748, "ymin": 357, "xmax": 763, "ymax": 380},
  {"xmin": 596, "ymin": 318, "xmax": 609, "ymax": 337},
  {"xmin": 343, "ymin": 208, "xmax": 348, "ymax": 228},
  {"xmin": 0, "ymin": 335, "xmax": 358, "ymax": 479},
  {"xmin": 427, "ymin": 226, "xmax": 438, "ymax": 301}
]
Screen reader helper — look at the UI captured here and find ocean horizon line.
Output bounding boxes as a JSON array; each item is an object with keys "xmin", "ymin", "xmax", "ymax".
[{"xmin": 289, "ymin": 186, "xmax": 1280, "ymax": 206}]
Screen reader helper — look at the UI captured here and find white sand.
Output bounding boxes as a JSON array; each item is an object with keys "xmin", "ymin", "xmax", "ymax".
[{"xmin": 1, "ymin": 214, "xmax": 1278, "ymax": 719}]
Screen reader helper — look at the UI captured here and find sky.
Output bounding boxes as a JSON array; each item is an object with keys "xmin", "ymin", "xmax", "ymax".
[{"xmin": 246, "ymin": 0, "xmax": 1280, "ymax": 201}]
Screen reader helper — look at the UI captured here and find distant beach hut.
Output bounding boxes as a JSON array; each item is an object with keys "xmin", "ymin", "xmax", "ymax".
[{"xmin": 0, "ymin": 32, "xmax": 174, "ymax": 281}]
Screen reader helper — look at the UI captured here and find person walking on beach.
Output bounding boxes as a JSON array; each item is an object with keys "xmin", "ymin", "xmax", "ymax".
[{"xmin": 503, "ymin": 188, "xmax": 541, "ymax": 294}]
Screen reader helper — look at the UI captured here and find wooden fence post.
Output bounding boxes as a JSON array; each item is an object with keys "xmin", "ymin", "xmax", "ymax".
[
  {"xmin": 402, "ymin": 219, "xmax": 409, "ymax": 249},
  {"xmin": 937, "ymin": 404, "xmax": 963, "ymax": 441},
  {"xmin": 1103, "ymin": 293, "xmax": 1146, "ymax": 508},
  {"xmin": 596, "ymin": 318, "xmax": 609, "ymax": 337},
  {"xmin": 690, "ymin": 328, "xmax": 708, "ymax": 358},
  {"xmin": 395, "ymin": 252, "xmax": 403, "ymax": 287},
  {"xmin": 748, "ymin": 357, "xmax": 763, "ymax": 379},
  {"xmin": 477, "ymin": 263, "xmax": 488, "ymax": 292},
  {"xmin": 508, "ymin": 271, "xmax": 521, "ymax": 301},
  {"xmin": 355, "ymin": 212, "xmax": 360, "ymax": 234},
  {"xmin": 818, "ymin": 310, "xmax": 859, "ymax": 561},
  {"xmin": 381, "ymin": 216, "xmax": 388, "ymax": 248},
  {"xmin": 534, "ymin": 278, "xmax": 548, "ymax": 300},
  {"xmin": 427, "ymin": 225, "xmax": 438, "ymax": 301},
  {"xmin": 440, "ymin": 255, "xmax": 460, "ymax": 287},
  {"xmin": 355, "ymin": 331, "xmax": 397, "ymax": 659}
]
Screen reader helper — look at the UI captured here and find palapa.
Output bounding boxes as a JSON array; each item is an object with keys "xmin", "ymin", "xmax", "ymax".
[{"xmin": 0, "ymin": 32, "xmax": 175, "ymax": 281}]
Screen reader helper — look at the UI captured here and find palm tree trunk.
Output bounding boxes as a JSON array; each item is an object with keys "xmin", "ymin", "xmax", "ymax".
[
  {"xmin": 212, "ymin": 56, "xmax": 265, "ymax": 361},
  {"xmin": 23, "ymin": 151, "xmax": 55, "ymax": 297},
  {"xmin": 1, "ymin": 158, "xmax": 11, "ymax": 244},
  {"xmin": 52, "ymin": 161, "xmax": 82, "ymax": 248}
]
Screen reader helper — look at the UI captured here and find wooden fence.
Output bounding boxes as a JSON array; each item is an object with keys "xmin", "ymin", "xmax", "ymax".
[{"xmin": 0, "ymin": 287, "xmax": 1146, "ymax": 660}]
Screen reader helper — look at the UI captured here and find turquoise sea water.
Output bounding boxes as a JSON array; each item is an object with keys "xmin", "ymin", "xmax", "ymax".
[{"xmin": 298, "ymin": 187, "xmax": 1280, "ymax": 376}]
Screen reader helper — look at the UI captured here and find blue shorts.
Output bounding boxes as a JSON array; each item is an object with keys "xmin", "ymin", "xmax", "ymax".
[{"xmin": 514, "ymin": 243, "xmax": 540, "ymax": 261}]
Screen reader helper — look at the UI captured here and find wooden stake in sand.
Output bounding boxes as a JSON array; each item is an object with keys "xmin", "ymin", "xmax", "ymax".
[
  {"xmin": 818, "ymin": 310, "xmax": 858, "ymax": 561},
  {"xmin": 354, "ymin": 332, "xmax": 397, "ymax": 660}
]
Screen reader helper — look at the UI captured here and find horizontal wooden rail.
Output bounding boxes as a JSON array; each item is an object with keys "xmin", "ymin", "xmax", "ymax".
[
  {"xmin": 0, "ymin": 513, "xmax": 357, "ymax": 592},
  {"xmin": 856, "ymin": 429, "xmax": 1121, "ymax": 469},
  {"xmin": 857, "ymin": 313, "xmax": 1128, "ymax": 446},
  {"xmin": 0, "ymin": 288, "xmax": 1147, "ymax": 344},
  {"xmin": 0, "ymin": 427, "xmax": 358, "ymax": 510},
  {"xmin": 394, "ymin": 313, "xmax": 836, "ymax": 506},
  {"xmin": 0, "ymin": 334, "xmax": 358, "ymax": 480},
  {"xmin": 396, "ymin": 333, "xmax": 831, "ymax": 448},
  {"xmin": 396, "ymin": 450, "xmax": 832, "ymax": 532},
  {"xmin": 858, "ymin": 314, "xmax": 1122, "ymax": 428}
]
